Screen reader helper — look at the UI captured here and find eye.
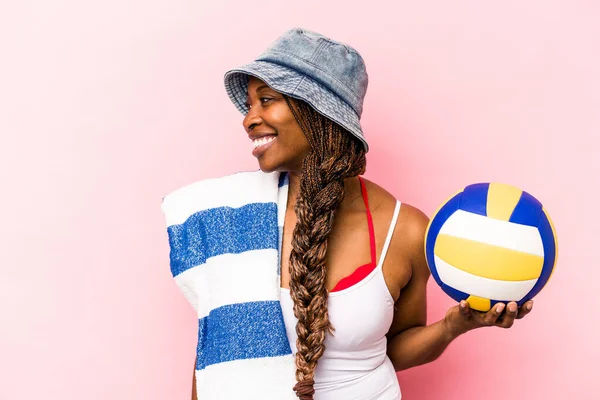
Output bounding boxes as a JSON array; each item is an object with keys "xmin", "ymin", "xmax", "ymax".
[{"xmin": 260, "ymin": 97, "xmax": 273, "ymax": 104}]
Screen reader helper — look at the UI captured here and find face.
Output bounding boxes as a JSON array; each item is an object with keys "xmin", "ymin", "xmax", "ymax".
[{"xmin": 244, "ymin": 76, "xmax": 311, "ymax": 173}]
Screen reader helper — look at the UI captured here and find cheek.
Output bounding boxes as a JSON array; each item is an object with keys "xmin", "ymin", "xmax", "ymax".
[
  {"xmin": 266, "ymin": 104, "xmax": 310, "ymax": 150},
  {"xmin": 282, "ymin": 117, "xmax": 308, "ymax": 146}
]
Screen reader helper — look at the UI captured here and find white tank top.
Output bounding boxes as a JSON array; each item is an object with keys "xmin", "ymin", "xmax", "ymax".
[{"xmin": 280, "ymin": 197, "xmax": 402, "ymax": 400}]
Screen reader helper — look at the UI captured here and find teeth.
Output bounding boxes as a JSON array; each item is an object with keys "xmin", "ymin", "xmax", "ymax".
[{"xmin": 253, "ymin": 136, "xmax": 275, "ymax": 149}]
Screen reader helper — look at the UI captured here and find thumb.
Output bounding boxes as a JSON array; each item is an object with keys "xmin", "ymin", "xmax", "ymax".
[{"xmin": 458, "ymin": 300, "xmax": 471, "ymax": 317}]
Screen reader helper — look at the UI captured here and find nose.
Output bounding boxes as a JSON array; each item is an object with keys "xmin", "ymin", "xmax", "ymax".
[{"xmin": 243, "ymin": 104, "xmax": 262, "ymax": 133}]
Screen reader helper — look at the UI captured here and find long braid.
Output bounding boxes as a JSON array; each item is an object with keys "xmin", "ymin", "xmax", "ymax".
[{"xmin": 284, "ymin": 96, "xmax": 366, "ymax": 399}]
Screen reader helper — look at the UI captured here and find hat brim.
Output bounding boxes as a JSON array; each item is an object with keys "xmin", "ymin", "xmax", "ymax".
[{"xmin": 224, "ymin": 60, "xmax": 368, "ymax": 152}]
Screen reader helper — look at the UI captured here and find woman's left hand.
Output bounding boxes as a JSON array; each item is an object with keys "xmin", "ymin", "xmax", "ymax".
[{"xmin": 443, "ymin": 300, "xmax": 534, "ymax": 338}]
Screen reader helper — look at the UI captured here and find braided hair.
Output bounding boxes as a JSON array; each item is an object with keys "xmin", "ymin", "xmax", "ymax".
[{"xmin": 283, "ymin": 96, "xmax": 367, "ymax": 399}]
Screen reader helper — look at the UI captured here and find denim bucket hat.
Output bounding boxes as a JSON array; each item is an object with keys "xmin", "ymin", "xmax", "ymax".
[{"xmin": 224, "ymin": 28, "xmax": 369, "ymax": 152}]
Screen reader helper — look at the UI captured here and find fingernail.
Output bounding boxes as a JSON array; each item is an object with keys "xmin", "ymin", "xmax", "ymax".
[
  {"xmin": 460, "ymin": 301, "xmax": 466, "ymax": 309},
  {"xmin": 496, "ymin": 303, "xmax": 505, "ymax": 313},
  {"xmin": 508, "ymin": 303, "xmax": 518, "ymax": 313},
  {"xmin": 526, "ymin": 302, "xmax": 533, "ymax": 311}
]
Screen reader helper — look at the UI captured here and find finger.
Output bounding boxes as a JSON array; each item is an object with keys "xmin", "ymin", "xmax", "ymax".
[
  {"xmin": 459, "ymin": 300, "xmax": 470, "ymax": 316},
  {"xmin": 516, "ymin": 300, "xmax": 534, "ymax": 319},
  {"xmin": 463, "ymin": 301, "xmax": 489, "ymax": 322},
  {"xmin": 483, "ymin": 303, "xmax": 505, "ymax": 325},
  {"xmin": 497, "ymin": 301, "xmax": 518, "ymax": 328}
]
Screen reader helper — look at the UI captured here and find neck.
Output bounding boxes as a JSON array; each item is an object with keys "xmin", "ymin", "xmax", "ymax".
[{"xmin": 286, "ymin": 171, "xmax": 302, "ymax": 209}]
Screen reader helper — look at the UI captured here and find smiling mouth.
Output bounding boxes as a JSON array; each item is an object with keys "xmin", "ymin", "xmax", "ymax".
[{"xmin": 252, "ymin": 135, "xmax": 276, "ymax": 149}]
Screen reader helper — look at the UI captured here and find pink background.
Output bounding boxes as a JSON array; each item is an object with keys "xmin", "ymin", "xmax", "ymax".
[{"xmin": 1, "ymin": 1, "xmax": 598, "ymax": 399}]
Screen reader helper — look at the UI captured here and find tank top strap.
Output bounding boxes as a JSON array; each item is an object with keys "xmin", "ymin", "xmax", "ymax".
[{"xmin": 377, "ymin": 200, "xmax": 401, "ymax": 269}]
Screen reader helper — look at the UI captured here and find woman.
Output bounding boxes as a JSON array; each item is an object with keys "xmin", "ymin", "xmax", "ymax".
[{"xmin": 187, "ymin": 28, "xmax": 533, "ymax": 400}]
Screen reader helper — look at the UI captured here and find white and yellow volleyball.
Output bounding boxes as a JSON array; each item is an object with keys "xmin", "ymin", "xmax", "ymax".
[{"xmin": 424, "ymin": 183, "xmax": 558, "ymax": 312}]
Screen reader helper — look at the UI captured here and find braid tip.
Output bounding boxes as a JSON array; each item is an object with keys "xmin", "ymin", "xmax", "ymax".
[{"xmin": 293, "ymin": 379, "xmax": 315, "ymax": 400}]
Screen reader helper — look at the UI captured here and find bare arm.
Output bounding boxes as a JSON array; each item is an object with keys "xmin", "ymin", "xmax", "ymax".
[
  {"xmin": 385, "ymin": 205, "xmax": 456, "ymax": 370},
  {"xmin": 387, "ymin": 316, "xmax": 457, "ymax": 370},
  {"xmin": 386, "ymin": 205, "xmax": 534, "ymax": 371}
]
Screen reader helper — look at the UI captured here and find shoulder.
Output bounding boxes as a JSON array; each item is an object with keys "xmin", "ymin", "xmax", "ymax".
[
  {"xmin": 361, "ymin": 178, "xmax": 429, "ymax": 240},
  {"xmin": 362, "ymin": 178, "xmax": 430, "ymax": 269}
]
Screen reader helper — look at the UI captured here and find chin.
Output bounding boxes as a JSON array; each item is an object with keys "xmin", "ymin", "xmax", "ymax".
[
  {"xmin": 256, "ymin": 159, "xmax": 279, "ymax": 173},
  {"xmin": 256, "ymin": 152, "xmax": 304, "ymax": 174}
]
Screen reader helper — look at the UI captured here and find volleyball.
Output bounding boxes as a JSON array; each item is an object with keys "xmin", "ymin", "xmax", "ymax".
[{"xmin": 424, "ymin": 183, "xmax": 557, "ymax": 312}]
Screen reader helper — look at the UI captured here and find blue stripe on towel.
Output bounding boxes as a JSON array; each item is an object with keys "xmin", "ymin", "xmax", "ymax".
[
  {"xmin": 167, "ymin": 203, "xmax": 279, "ymax": 277},
  {"xmin": 196, "ymin": 301, "xmax": 293, "ymax": 370},
  {"xmin": 278, "ymin": 172, "xmax": 288, "ymax": 187}
]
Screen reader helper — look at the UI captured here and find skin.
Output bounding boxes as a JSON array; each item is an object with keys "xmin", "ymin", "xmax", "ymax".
[{"xmin": 191, "ymin": 76, "xmax": 533, "ymax": 399}]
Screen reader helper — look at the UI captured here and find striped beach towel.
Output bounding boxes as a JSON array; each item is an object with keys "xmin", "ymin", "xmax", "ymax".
[{"xmin": 161, "ymin": 170, "xmax": 297, "ymax": 399}]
